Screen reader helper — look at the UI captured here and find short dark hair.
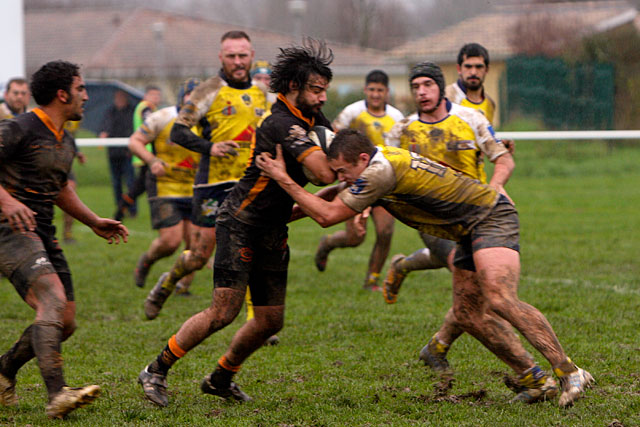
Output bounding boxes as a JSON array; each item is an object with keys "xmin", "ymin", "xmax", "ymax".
[
  {"xmin": 145, "ymin": 85, "xmax": 161, "ymax": 93},
  {"xmin": 5, "ymin": 77, "xmax": 27, "ymax": 92},
  {"xmin": 365, "ymin": 70, "xmax": 389, "ymax": 87},
  {"xmin": 270, "ymin": 38, "xmax": 333, "ymax": 95},
  {"xmin": 327, "ymin": 129, "xmax": 374, "ymax": 164},
  {"xmin": 30, "ymin": 60, "xmax": 80, "ymax": 106},
  {"xmin": 221, "ymin": 30, "xmax": 251, "ymax": 43},
  {"xmin": 457, "ymin": 43, "xmax": 490, "ymax": 67}
]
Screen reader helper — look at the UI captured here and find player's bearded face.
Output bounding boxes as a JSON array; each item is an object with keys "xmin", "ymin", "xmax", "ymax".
[
  {"xmin": 459, "ymin": 56, "xmax": 487, "ymax": 91},
  {"xmin": 296, "ymin": 75, "xmax": 329, "ymax": 115},
  {"xmin": 67, "ymin": 76, "xmax": 89, "ymax": 121},
  {"xmin": 219, "ymin": 38, "xmax": 254, "ymax": 83}
]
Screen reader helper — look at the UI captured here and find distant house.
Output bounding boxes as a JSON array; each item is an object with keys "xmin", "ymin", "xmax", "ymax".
[
  {"xmin": 25, "ymin": 7, "xmax": 406, "ymax": 109},
  {"xmin": 390, "ymin": 1, "xmax": 637, "ymax": 126}
]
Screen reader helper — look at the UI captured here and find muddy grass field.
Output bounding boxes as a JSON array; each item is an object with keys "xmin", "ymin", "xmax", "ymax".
[{"xmin": 0, "ymin": 141, "xmax": 639, "ymax": 426}]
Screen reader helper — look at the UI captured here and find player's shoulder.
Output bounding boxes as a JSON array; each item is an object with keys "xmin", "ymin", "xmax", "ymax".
[
  {"xmin": 385, "ymin": 104, "xmax": 405, "ymax": 121},
  {"xmin": 191, "ymin": 76, "xmax": 225, "ymax": 103},
  {"xmin": 445, "ymin": 82, "xmax": 464, "ymax": 104}
]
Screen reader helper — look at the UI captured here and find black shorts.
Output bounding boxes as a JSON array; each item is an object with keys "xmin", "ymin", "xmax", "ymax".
[
  {"xmin": 453, "ymin": 195, "xmax": 520, "ymax": 272},
  {"xmin": 0, "ymin": 223, "xmax": 74, "ymax": 301},
  {"xmin": 191, "ymin": 183, "xmax": 236, "ymax": 228},
  {"xmin": 149, "ymin": 197, "xmax": 192, "ymax": 229},
  {"xmin": 213, "ymin": 213, "xmax": 289, "ymax": 307}
]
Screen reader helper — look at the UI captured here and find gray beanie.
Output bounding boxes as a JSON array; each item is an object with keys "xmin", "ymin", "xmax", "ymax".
[{"xmin": 409, "ymin": 61, "xmax": 445, "ymax": 102}]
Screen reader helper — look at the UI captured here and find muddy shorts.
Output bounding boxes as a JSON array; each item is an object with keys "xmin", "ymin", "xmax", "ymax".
[
  {"xmin": 149, "ymin": 197, "xmax": 192, "ymax": 229},
  {"xmin": 213, "ymin": 213, "xmax": 289, "ymax": 306},
  {"xmin": 0, "ymin": 223, "xmax": 74, "ymax": 301},
  {"xmin": 453, "ymin": 195, "xmax": 520, "ymax": 272},
  {"xmin": 191, "ymin": 182, "xmax": 236, "ymax": 228}
]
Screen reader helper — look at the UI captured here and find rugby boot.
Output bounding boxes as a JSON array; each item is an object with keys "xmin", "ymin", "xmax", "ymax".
[
  {"xmin": 509, "ymin": 365, "xmax": 558, "ymax": 404},
  {"xmin": 556, "ymin": 361, "xmax": 594, "ymax": 407},
  {"xmin": 144, "ymin": 273, "xmax": 172, "ymax": 320},
  {"xmin": 419, "ymin": 335, "xmax": 452, "ymax": 374},
  {"xmin": 383, "ymin": 254, "xmax": 407, "ymax": 304},
  {"xmin": 0, "ymin": 372, "xmax": 17, "ymax": 406},
  {"xmin": 174, "ymin": 280, "xmax": 191, "ymax": 297},
  {"xmin": 200, "ymin": 373, "xmax": 252, "ymax": 402},
  {"xmin": 264, "ymin": 335, "xmax": 280, "ymax": 346},
  {"xmin": 362, "ymin": 273, "xmax": 381, "ymax": 292},
  {"xmin": 138, "ymin": 366, "xmax": 168, "ymax": 407},
  {"xmin": 314, "ymin": 236, "xmax": 330, "ymax": 272},
  {"xmin": 46, "ymin": 385, "xmax": 101, "ymax": 419},
  {"xmin": 134, "ymin": 253, "xmax": 151, "ymax": 288}
]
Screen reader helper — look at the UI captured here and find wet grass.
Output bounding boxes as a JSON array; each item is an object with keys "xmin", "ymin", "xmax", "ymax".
[{"xmin": 0, "ymin": 142, "xmax": 638, "ymax": 425}]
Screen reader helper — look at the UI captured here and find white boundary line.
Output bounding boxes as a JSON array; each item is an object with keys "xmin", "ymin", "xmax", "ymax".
[{"xmin": 76, "ymin": 131, "xmax": 640, "ymax": 147}]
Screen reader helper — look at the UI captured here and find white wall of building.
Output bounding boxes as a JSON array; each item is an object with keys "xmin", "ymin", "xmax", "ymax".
[{"xmin": 0, "ymin": 0, "xmax": 25, "ymax": 92}]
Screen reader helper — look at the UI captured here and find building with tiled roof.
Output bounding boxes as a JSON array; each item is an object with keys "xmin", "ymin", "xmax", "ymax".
[
  {"xmin": 25, "ymin": 7, "xmax": 407, "ymax": 103},
  {"xmin": 391, "ymin": 1, "xmax": 637, "ymax": 125}
]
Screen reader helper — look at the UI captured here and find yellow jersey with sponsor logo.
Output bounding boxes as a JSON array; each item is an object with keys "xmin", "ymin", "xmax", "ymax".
[
  {"xmin": 179, "ymin": 76, "xmax": 267, "ymax": 187},
  {"xmin": 445, "ymin": 80, "xmax": 495, "ymax": 124},
  {"xmin": 333, "ymin": 100, "xmax": 404, "ymax": 147},
  {"xmin": 338, "ymin": 146, "xmax": 499, "ymax": 241},
  {"xmin": 387, "ymin": 102, "xmax": 507, "ymax": 184},
  {"xmin": 140, "ymin": 106, "xmax": 199, "ymax": 198}
]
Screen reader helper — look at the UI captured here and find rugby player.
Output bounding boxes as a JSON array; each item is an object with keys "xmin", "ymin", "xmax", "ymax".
[
  {"xmin": 141, "ymin": 30, "xmax": 267, "ymax": 320},
  {"xmin": 314, "ymin": 70, "xmax": 404, "ymax": 290},
  {"xmin": 128, "ymin": 79, "xmax": 201, "ymax": 290},
  {"xmin": 0, "ymin": 77, "xmax": 30, "ymax": 120},
  {"xmin": 0, "ymin": 61, "xmax": 128, "ymax": 418},
  {"xmin": 257, "ymin": 128, "xmax": 593, "ymax": 408},
  {"xmin": 137, "ymin": 39, "xmax": 335, "ymax": 407}
]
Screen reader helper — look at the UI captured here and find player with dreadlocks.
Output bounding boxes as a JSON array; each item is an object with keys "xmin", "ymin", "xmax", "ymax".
[{"xmin": 137, "ymin": 38, "xmax": 336, "ymax": 407}]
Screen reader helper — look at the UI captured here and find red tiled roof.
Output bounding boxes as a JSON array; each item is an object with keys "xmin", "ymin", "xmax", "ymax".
[
  {"xmin": 391, "ymin": 1, "xmax": 636, "ymax": 63},
  {"xmin": 26, "ymin": 7, "xmax": 403, "ymax": 78}
]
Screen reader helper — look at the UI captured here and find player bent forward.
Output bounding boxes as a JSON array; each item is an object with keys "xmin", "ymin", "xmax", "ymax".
[
  {"xmin": 256, "ymin": 129, "xmax": 593, "ymax": 407},
  {"xmin": 0, "ymin": 61, "xmax": 128, "ymax": 418}
]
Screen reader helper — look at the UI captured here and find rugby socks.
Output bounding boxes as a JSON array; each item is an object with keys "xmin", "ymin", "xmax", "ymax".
[
  {"xmin": 150, "ymin": 335, "xmax": 186, "ymax": 376},
  {"xmin": 0, "ymin": 325, "xmax": 35, "ymax": 380},
  {"xmin": 211, "ymin": 356, "xmax": 241, "ymax": 389},
  {"xmin": 553, "ymin": 357, "xmax": 578, "ymax": 377},
  {"xmin": 31, "ymin": 321, "xmax": 65, "ymax": 398},
  {"xmin": 165, "ymin": 250, "xmax": 191, "ymax": 291},
  {"xmin": 397, "ymin": 248, "xmax": 447, "ymax": 273}
]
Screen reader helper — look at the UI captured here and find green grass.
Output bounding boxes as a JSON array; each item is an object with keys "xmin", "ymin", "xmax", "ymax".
[{"xmin": 0, "ymin": 141, "xmax": 639, "ymax": 426}]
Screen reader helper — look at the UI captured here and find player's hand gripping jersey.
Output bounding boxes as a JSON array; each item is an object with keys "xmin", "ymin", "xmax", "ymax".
[
  {"xmin": 337, "ymin": 146, "xmax": 500, "ymax": 242},
  {"xmin": 221, "ymin": 94, "xmax": 331, "ymax": 227},
  {"xmin": 175, "ymin": 75, "xmax": 267, "ymax": 187},
  {"xmin": 333, "ymin": 100, "xmax": 404, "ymax": 147},
  {"xmin": 445, "ymin": 80, "xmax": 496, "ymax": 124},
  {"xmin": 139, "ymin": 106, "xmax": 199, "ymax": 198},
  {"xmin": 386, "ymin": 101, "xmax": 507, "ymax": 183}
]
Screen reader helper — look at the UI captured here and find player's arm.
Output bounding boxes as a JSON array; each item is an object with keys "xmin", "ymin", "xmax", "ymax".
[
  {"xmin": 130, "ymin": 115, "xmax": 167, "ymax": 176},
  {"xmin": 258, "ymin": 145, "xmax": 355, "ymax": 227},
  {"xmin": 289, "ymin": 183, "xmax": 346, "ymax": 222},
  {"xmin": 301, "ymin": 149, "xmax": 336, "ymax": 185},
  {"xmin": 55, "ymin": 183, "xmax": 128, "ymax": 244}
]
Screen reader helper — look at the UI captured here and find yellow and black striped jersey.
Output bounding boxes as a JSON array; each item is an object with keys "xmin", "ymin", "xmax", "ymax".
[
  {"xmin": 333, "ymin": 100, "xmax": 404, "ymax": 147},
  {"xmin": 337, "ymin": 146, "xmax": 499, "ymax": 242},
  {"xmin": 386, "ymin": 101, "xmax": 507, "ymax": 183},
  {"xmin": 176, "ymin": 75, "xmax": 267, "ymax": 187},
  {"xmin": 139, "ymin": 106, "xmax": 199, "ymax": 198},
  {"xmin": 445, "ymin": 80, "xmax": 495, "ymax": 124}
]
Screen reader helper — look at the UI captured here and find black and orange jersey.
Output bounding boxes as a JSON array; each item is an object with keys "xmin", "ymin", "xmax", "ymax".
[
  {"xmin": 337, "ymin": 146, "xmax": 499, "ymax": 242},
  {"xmin": 445, "ymin": 80, "xmax": 495, "ymax": 124},
  {"xmin": 0, "ymin": 109, "xmax": 76, "ymax": 226},
  {"xmin": 221, "ymin": 94, "xmax": 331, "ymax": 227}
]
